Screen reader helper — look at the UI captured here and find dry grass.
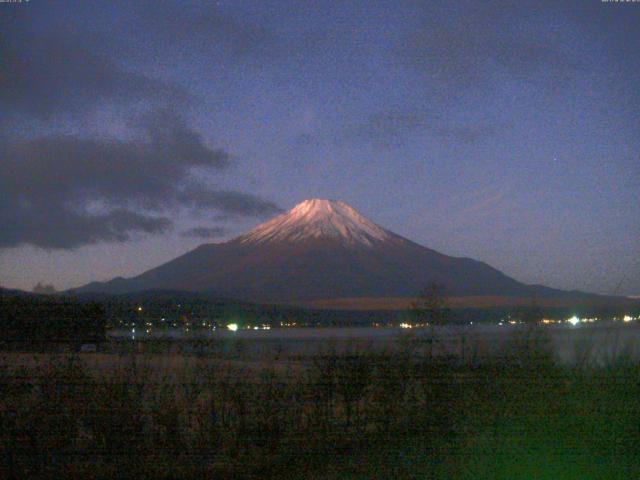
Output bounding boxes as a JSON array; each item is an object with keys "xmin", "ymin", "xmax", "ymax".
[{"xmin": 1, "ymin": 329, "xmax": 639, "ymax": 479}]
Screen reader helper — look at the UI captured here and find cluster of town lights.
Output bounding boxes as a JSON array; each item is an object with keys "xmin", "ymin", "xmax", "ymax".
[
  {"xmin": 226, "ymin": 323, "xmax": 272, "ymax": 332},
  {"xmin": 565, "ymin": 314, "xmax": 638, "ymax": 326},
  {"xmin": 123, "ymin": 311, "xmax": 638, "ymax": 337},
  {"xmin": 567, "ymin": 316, "xmax": 580, "ymax": 326}
]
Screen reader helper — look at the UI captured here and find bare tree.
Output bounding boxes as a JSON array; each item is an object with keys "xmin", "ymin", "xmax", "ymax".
[
  {"xmin": 411, "ymin": 282, "xmax": 450, "ymax": 327},
  {"xmin": 521, "ymin": 298, "xmax": 543, "ymax": 326},
  {"xmin": 410, "ymin": 282, "xmax": 451, "ymax": 356},
  {"xmin": 33, "ymin": 282, "xmax": 57, "ymax": 295}
]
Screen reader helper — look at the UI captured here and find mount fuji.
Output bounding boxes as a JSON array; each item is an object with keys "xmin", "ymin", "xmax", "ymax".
[{"xmin": 75, "ymin": 199, "xmax": 598, "ymax": 307}]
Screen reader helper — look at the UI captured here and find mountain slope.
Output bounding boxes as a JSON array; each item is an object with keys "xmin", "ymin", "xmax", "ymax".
[{"xmin": 75, "ymin": 199, "xmax": 581, "ymax": 302}]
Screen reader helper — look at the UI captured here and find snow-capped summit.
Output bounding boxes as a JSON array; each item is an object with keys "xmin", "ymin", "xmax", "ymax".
[{"xmin": 237, "ymin": 199, "xmax": 391, "ymax": 246}]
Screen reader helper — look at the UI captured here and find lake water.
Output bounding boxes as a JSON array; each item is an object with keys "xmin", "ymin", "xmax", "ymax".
[{"xmin": 110, "ymin": 321, "xmax": 640, "ymax": 365}]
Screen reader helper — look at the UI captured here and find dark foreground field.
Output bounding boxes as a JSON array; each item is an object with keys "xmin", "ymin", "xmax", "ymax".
[{"xmin": 1, "ymin": 327, "xmax": 639, "ymax": 479}]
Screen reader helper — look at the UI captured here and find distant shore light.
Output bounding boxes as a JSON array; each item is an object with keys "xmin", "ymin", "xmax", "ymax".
[
  {"xmin": 227, "ymin": 323, "xmax": 238, "ymax": 332},
  {"xmin": 567, "ymin": 316, "xmax": 580, "ymax": 326}
]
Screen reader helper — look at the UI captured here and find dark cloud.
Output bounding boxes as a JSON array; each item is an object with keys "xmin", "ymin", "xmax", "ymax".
[
  {"xmin": 178, "ymin": 188, "xmax": 283, "ymax": 218},
  {"xmin": 0, "ymin": 8, "xmax": 281, "ymax": 250},
  {"xmin": 0, "ymin": 198, "xmax": 171, "ymax": 250},
  {"xmin": 0, "ymin": 109, "xmax": 280, "ymax": 249},
  {"xmin": 0, "ymin": 1, "xmax": 296, "ymax": 120},
  {"xmin": 181, "ymin": 226, "xmax": 226, "ymax": 240},
  {"xmin": 0, "ymin": 30, "xmax": 191, "ymax": 119}
]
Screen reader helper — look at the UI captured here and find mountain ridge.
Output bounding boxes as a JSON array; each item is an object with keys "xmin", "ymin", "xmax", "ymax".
[{"xmin": 73, "ymin": 198, "xmax": 607, "ymax": 304}]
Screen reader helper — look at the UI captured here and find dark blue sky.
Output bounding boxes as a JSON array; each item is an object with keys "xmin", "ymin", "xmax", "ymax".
[{"xmin": 1, "ymin": 0, "xmax": 639, "ymax": 295}]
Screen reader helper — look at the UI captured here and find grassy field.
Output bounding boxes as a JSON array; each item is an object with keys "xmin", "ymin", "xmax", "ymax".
[{"xmin": 1, "ymin": 327, "xmax": 639, "ymax": 479}]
